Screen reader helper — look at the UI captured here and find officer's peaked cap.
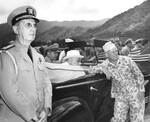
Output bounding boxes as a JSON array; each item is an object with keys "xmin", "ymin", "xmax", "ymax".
[{"xmin": 7, "ymin": 5, "xmax": 39, "ymax": 26}]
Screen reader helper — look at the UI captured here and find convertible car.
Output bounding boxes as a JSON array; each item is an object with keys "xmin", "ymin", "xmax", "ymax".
[
  {"xmin": 46, "ymin": 64, "xmax": 114, "ymax": 122},
  {"xmin": 46, "ymin": 40, "xmax": 150, "ymax": 122}
]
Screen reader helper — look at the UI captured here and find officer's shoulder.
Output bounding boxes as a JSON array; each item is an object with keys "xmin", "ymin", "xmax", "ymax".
[
  {"xmin": 0, "ymin": 44, "xmax": 16, "ymax": 64},
  {"xmin": 1, "ymin": 44, "xmax": 15, "ymax": 51},
  {"xmin": 0, "ymin": 45, "xmax": 15, "ymax": 64},
  {"xmin": 0, "ymin": 46, "xmax": 17, "ymax": 74},
  {"xmin": 0, "ymin": 44, "xmax": 15, "ymax": 59}
]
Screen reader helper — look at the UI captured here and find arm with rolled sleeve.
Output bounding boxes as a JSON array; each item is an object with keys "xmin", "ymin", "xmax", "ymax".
[
  {"xmin": 129, "ymin": 57, "xmax": 145, "ymax": 92},
  {"xmin": 90, "ymin": 61, "xmax": 112, "ymax": 79},
  {"xmin": 90, "ymin": 63, "xmax": 103, "ymax": 74},
  {"xmin": 0, "ymin": 53, "xmax": 37, "ymax": 122}
]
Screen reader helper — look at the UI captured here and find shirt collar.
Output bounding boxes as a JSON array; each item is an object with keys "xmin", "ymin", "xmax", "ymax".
[
  {"xmin": 14, "ymin": 42, "xmax": 33, "ymax": 63},
  {"xmin": 106, "ymin": 56, "xmax": 121, "ymax": 67}
]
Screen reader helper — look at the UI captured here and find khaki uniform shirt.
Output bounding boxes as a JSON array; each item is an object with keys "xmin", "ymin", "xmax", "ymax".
[{"xmin": 0, "ymin": 42, "xmax": 52, "ymax": 122}]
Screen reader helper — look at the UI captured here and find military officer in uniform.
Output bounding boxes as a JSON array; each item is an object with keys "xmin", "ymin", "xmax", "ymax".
[{"xmin": 0, "ymin": 6, "xmax": 52, "ymax": 122}]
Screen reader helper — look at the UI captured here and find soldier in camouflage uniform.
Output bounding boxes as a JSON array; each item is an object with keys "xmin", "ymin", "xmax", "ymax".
[{"xmin": 90, "ymin": 41, "xmax": 145, "ymax": 122}]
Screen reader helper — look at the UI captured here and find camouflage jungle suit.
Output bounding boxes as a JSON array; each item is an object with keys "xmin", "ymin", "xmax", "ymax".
[{"xmin": 91, "ymin": 56, "xmax": 145, "ymax": 122}]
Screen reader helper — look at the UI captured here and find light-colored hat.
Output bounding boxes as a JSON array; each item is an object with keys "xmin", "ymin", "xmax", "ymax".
[
  {"xmin": 65, "ymin": 38, "xmax": 74, "ymax": 43},
  {"xmin": 7, "ymin": 5, "xmax": 39, "ymax": 26},
  {"xmin": 135, "ymin": 38, "xmax": 144, "ymax": 43},
  {"xmin": 103, "ymin": 41, "xmax": 117, "ymax": 52},
  {"xmin": 125, "ymin": 38, "xmax": 132, "ymax": 45},
  {"xmin": 63, "ymin": 50, "xmax": 84, "ymax": 60},
  {"xmin": 46, "ymin": 43, "xmax": 59, "ymax": 51}
]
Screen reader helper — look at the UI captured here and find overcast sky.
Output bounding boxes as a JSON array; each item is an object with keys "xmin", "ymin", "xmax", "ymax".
[{"xmin": 0, "ymin": 0, "xmax": 145, "ymax": 24}]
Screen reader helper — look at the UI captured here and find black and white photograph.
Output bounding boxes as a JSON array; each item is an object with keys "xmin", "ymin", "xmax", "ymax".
[{"xmin": 0, "ymin": 0, "xmax": 150, "ymax": 122}]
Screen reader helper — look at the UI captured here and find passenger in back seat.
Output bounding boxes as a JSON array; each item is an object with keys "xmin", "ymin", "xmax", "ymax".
[{"xmin": 46, "ymin": 50, "xmax": 86, "ymax": 83}]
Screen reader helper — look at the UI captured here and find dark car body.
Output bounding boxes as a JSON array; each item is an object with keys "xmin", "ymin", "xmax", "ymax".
[
  {"xmin": 47, "ymin": 40, "xmax": 150, "ymax": 122},
  {"xmin": 48, "ymin": 73, "xmax": 114, "ymax": 122}
]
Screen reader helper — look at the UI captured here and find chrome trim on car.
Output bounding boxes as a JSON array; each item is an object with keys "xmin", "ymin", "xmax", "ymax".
[{"xmin": 55, "ymin": 79, "xmax": 103, "ymax": 89}]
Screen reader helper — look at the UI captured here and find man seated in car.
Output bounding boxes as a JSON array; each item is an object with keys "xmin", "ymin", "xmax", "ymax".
[
  {"xmin": 46, "ymin": 50, "xmax": 86, "ymax": 83},
  {"xmin": 45, "ymin": 43, "xmax": 60, "ymax": 63},
  {"xmin": 62, "ymin": 50, "xmax": 83, "ymax": 66}
]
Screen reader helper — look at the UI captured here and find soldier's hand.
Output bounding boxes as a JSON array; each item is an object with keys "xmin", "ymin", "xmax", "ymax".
[
  {"xmin": 45, "ymin": 108, "xmax": 52, "ymax": 117},
  {"xmin": 38, "ymin": 111, "xmax": 47, "ymax": 122},
  {"xmin": 89, "ymin": 65, "xmax": 103, "ymax": 74},
  {"xmin": 137, "ymin": 91, "xmax": 145, "ymax": 103},
  {"xmin": 28, "ymin": 116, "xmax": 39, "ymax": 122},
  {"xmin": 101, "ymin": 68, "xmax": 112, "ymax": 80}
]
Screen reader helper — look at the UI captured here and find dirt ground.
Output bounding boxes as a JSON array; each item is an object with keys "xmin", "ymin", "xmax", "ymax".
[
  {"xmin": 144, "ymin": 105, "xmax": 150, "ymax": 122},
  {"xmin": 144, "ymin": 115, "xmax": 150, "ymax": 122}
]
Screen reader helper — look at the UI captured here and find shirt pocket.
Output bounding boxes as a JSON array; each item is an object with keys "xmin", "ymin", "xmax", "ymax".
[
  {"xmin": 19, "ymin": 63, "xmax": 33, "ymax": 72},
  {"xmin": 37, "ymin": 61, "xmax": 45, "ymax": 71}
]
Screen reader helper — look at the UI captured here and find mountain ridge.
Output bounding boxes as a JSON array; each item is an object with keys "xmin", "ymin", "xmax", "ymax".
[
  {"xmin": 0, "ymin": 0, "xmax": 150, "ymax": 47},
  {"xmin": 0, "ymin": 19, "xmax": 108, "ymax": 48},
  {"xmin": 84, "ymin": 0, "xmax": 150, "ymax": 41}
]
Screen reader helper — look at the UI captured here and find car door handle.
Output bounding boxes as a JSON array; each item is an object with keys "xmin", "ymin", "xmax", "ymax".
[{"xmin": 90, "ymin": 86, "xmax": 98, "ymax": 91}]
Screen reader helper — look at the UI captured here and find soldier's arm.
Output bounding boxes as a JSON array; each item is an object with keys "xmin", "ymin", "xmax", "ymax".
[
  {"xmin": 89, "ymin": 63, "xmax": 103, "ymax": 74},
  {"xmin": 129, "ymin": 57, "xmax": 145, "ymax": 92},
  {"xmin": 89, "ymin": 61, "xmax": 112, "ymax": 79},
  {"xmin": 0, "ymin": 53, "xmax": 37, "ymax": 122}
]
